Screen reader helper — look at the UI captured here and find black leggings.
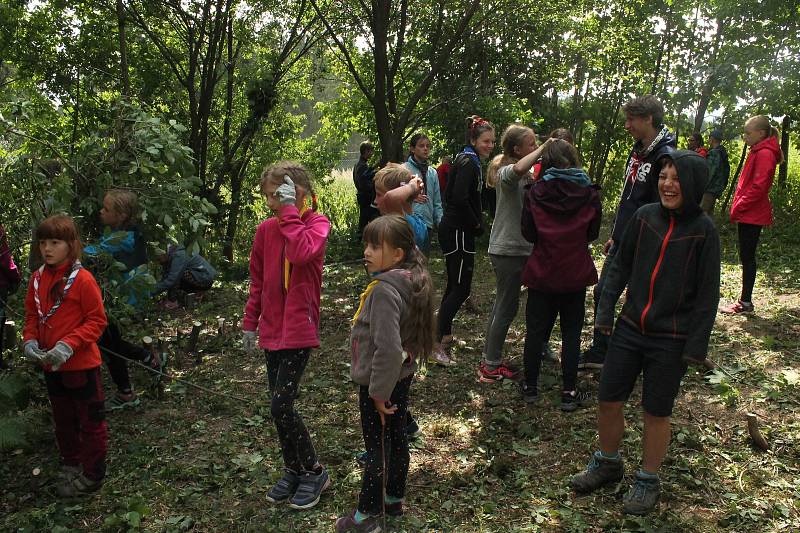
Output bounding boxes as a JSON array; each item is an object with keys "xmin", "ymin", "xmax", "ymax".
[
  {"xmin": 100, "ymin": 321, "xmax": 150, "ymax": 394},
  {"xmin": 437, "ymin": 225, "xmax": 476, "ymax": 340},
  {"xmin": 737, "ymin": 223, "xmax": 762, "ymax": 303},
  {"xmin": 266, "ymin": 348, "xmax": 317, "ymax": 472},
  {"xmin": 358, "ymin": 375, "xmax": 412, "ymax": 516}
]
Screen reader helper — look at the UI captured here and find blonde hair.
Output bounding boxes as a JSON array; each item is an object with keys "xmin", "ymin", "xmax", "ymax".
[
  {"xmin": 104, "ymin": 189, "xmax": 139, "ymax": 227},
  {"xmin": 260, "ymin": 160, "xmax": 317, "ymax": 210},
  {"xmin": 486, "ymin": 124, "xmax": 535, "ymax": 188},
  {"xmin": 373, "ymin": 163, "xmax": 414, "ymax": 192},
  {"xmin": 745, "ymin": 115, "xmax": 785, "ymax": 164}
]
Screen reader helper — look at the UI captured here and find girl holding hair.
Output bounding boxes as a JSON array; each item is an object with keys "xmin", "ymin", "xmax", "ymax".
[
  {"xmin": 242, "ymin": 161, "xmax": 332, "ymax": 510},
  {"xmin": 721, "ymin": 116, "xmax": 784, "ymax": 314},
  {"xmin": 404, "ymin": 133, "xmax": 443, "ymax": 254},
  {"xmin": 336, "ymin": 215, "xmax": 434, "ymax": 532},
  {"xmin": 23, "ymin": 215, "xmax": 108, "ymax": 496},
  {"xmin": 434, "ymin": 116, "xmax": 495, "ymax": 366},
  {"xmin": 480, "ymin": 125, "xmax": 554, "ymax": 382},
  {"xmin": 520, "ymin": 140, "xmax": 602, "ymax": 410}
]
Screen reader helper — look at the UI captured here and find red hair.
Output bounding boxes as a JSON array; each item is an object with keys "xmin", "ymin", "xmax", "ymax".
[{"xmin": 35, "ymin": 215, "xmax": 83, "ymax": 263}]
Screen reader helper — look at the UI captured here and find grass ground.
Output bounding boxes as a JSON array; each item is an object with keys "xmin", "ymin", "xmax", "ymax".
[{"xmin": 2, "ymin": 210, "xmax": 800, "ymax": 532}]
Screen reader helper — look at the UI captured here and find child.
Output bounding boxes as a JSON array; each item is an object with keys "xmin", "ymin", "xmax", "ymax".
[
  {"xmin": 571, "ymin": 150, "xmax": 719, "ymax": 515},
  {"xmin": 154, "ymin": 244, "xmax": 217, "ymax": 305},
  {"xmin": 336, "ymin": 215, "xmax": 434, "ymax": 532},
  {"xmin": 434, "ymin": 116, "xmax": 495, "ymax": 366},
  {"xmin": 687, "ymin": 132, "xmax": 708, "ymax": 157},
  {"xmin": 519, "ymin": 140, "xmax": 601, "ymax": 409},
  {"xmin": 84, "ymin": 189, "xmax": 160, "ymax": 410},
  {"xmin": 0, "ymin": 222, "xmax": 21, "ymax": 368},
  {"xmin": 354, "ymin": 141, "xmax": 379, "ymax": 235},
  {"xmin": 701, "ymin": 129, "xmax": 730, "ymax": 215},
  {"xmin": 22, "ymin": 215, "xmax": 108, "ymax": 497},
  {"xmin": 480, "ymin": 126, "xmax": 553, "ymax": 383},
  {"xmin": 404, "ymin": 133, "xmax": 443, "ymax": 254},
  {"xmin": 242, "ymin": 161, "xmax": 331, "ymax": 510},
  {"xmin": 721, "ymin": 116, "xmax": 783, "ymax": 314},
  {"xmin": 436, "ymin": 155, "xmax": 452, "ymax": 198},
  {"xmin": 373, "ymin": 163, "xmax": 428, "ymax": 249}
]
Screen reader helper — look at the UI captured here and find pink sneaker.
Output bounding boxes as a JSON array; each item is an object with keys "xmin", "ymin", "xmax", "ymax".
[
  {"xmin": 478, "ymin": 362, "xmax": 520, "ymax": 382},
  {"xmin": 430, "ymin": 345, "xmax": 455, "ymax": 367}
]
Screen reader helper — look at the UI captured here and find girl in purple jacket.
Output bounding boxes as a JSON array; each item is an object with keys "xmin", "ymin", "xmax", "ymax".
[{"xmin": 242, "ymin": 161, "xmax": 331, "ymax": 510}]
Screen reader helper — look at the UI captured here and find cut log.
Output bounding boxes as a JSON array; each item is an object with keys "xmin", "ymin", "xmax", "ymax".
[
  {"xmin": 746, "ymin": 413, "xmax": 769, "ymax": 451},
  {"xmin": 187, "ymin": 321, "xmax": 202, "ymax": 353},
  {"xmin": 217, "ymin": 317, "xmax": 225, "ymax": 336},
  {"xmin": 3, "ymin": 320, "xmax": 17, "ymax": 348}
]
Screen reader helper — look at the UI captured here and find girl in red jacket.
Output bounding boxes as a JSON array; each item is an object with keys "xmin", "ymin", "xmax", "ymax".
[
  {"xmin": 23, "ymin": 215, "xmax": 108, "ymax": 497},
  {"xmin": 722, "ymin": 116, "xmax": 784, "ymax": 314},
  {"xmin": 242, "ymin": 161, "xmax": 332, "ymax": 510}
]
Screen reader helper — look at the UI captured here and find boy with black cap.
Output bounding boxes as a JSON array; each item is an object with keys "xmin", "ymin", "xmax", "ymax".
[
  {"xmin": 701, "ymin": 129, "xmax": 730, "ymax": 215},
  {"xmin": 570, "ymin": 150, "xmax": 720, "ymax": 515}
]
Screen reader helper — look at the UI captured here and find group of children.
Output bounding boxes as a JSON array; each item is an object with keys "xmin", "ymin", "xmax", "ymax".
[{"xmin": 5, "ymin": 93, "xmax": 785, "ymax": 526}]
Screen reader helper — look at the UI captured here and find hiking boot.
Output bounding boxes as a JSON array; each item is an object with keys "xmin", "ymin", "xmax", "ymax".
[
  {"xmin": 519, "ymin": 381, "xmax": 539, "ymax": 404},
  {"xmin": 430, "ymin": 345, "xmax": 455, "ymax": 367},
  {"xmin": 385, "ymin": 499, "xmax": 404, "ymax": 516},
  {"xmin": 561, "ymin": 390, "xmax": 592, "ymax": 412},
  {"xmin": 288, "ymin": 467, "xmax": 330, "ymax": 510},
  {"xmin": 105, "ymin": 391, "xmax": 140, "ymax": 411},
  {"xmin": 265, "ymin": 468, "xmax": 300, "ymax": 504},
  {"xmin": 541, "ymin": 343, "xmax": 559, "ymax": 363},
  {"xmin": 56, "ymin": 472, "xmax": 102, "ymax": 498},
  {"xmin": 623, "ymin": 472, "xmax": 661, "ymax": 515},
  {"xmin": 578, "ymin": 348, "xmax": 605, "ymax": 370},
  {"xmin": 335, "ymin": 510, "xmax": 382, "ymax": 532},
  {"xmin": 570, "ymin": 451, "xmax": 624, "ymax": 493},
  {"xmin": 720, "ymin": 300, "xmax": 754, "ymax": 315},
  {"xmin": 58, "ymin": 464, "xmax": 82, "ymax": 482},
  {"xmin": 478, "ymin": 361, "xmax": 519, "ymax": 383}
]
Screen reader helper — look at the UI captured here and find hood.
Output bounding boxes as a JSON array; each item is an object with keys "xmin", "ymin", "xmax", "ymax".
[
  {"xmin": 751, "ymin": 135, "xmax": 782, "ymax": 158},
  {"xmin": 659, "ymin": 149, "xmax": 707, "ymax": 218},
  {"xmin": 541, "ymin": 167, "xmax": 592, "ymax": 187},
  {"xmin": 532, "ymin": 178, "xmax": 599, "ymax": 215},
  {"xmin": 633, "ymin": 127, "xmax": 677, "ymax": 161},
  {"xmin": 374, "ymin": 268, "xmax": 414, "ymax": 301}
]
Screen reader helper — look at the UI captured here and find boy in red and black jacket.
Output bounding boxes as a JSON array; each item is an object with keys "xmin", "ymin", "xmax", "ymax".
[{"xmin": 571, "ymin": 150, "xmax": 720, "ymax": 515}]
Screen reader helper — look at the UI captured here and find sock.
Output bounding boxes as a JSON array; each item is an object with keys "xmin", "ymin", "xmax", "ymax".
[
  {"xmin": 385, "ymin": 495, "xmax": 403, "ymax": 504},
  {"xmin": 637, "ymin": 469, "xmax": 659, "ymax": 480},
  {"xmin": 597, "ymin": 450, "xmax": 620, "ymax": 460},
  {"xmin": 354, "ymin": 510, "xmax": 369, "ymax": 523}
]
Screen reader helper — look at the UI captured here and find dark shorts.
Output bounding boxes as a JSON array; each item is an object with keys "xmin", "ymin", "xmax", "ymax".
[{"xmin": 598, "ymin": 320, "xmax": 688, "ymax": 417}]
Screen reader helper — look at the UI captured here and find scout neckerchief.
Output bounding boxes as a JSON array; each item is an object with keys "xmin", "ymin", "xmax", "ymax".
[{"xmin": 33, "ymin": 261, "xmax": 82, "ymax": 324}]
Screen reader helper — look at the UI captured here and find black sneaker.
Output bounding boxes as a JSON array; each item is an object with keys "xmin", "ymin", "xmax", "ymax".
[
  {"xmin": 561, "ymin": 390, "xmax": 591, "ymax": 412},
  {"xmin": 265, "ymin": 468, "xmax": 300, "ymax": 503},
  {"xmin": 520, "ymin": 381, "xmax": 539, "ymax": 404},
  {"xmin": 288, "ymin": 467, "xmax": 330, "ymax": 510},
  {"xmin": 578, "ymin": 348, "xmax": 605, "ymax": 370},
  {"xmin": 623, "ymin": 472, "xmax": 661, "ymax": 515},
  {"xmin": 570, "ymin": 451, "xmax": 624, "ymax": 493}
]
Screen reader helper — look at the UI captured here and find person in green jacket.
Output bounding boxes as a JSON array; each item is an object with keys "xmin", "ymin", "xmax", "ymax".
[{"xmin": 700, "ymin": 129, "xmax": 730, "ymax": 215}]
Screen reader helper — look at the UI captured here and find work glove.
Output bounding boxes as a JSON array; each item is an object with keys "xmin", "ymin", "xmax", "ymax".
[
  {"xmin": 276, "ymin": 176, "xmax": 297, "ymax": 206},
  {"xmin": 46, "ymin": 341, "xmax": 74, "ymax": 371},
  {"xmin": 242, "ymin": 330, "xmax": 258, "ymax": 355},
  {"xmin": 23, "ymin": 340, "xmax": 48, "ymax": 364}
]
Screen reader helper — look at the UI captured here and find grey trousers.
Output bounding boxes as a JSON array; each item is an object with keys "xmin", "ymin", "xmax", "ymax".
[{"xmin": 483, "ymin": 254, "xmax": 528, "ymax": 366}]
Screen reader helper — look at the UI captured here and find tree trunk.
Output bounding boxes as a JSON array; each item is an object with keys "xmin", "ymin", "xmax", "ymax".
[
  {"xmin": 117, "ymin": 0, "xmax": 130, "ymax": 97},
  {"xmin": 721, "ymin": 143, "xmax": 748, "ymax": 214},
  {"xmin": 778, "ymin": 115, "xmax": 790, "ymax": 188}
]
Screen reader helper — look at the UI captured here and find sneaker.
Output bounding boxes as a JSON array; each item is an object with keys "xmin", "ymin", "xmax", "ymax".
[
  {"xmin": 561, "ymin": 390, "xmax": 591, "ymax": 412},
  {"xmin": 105, "ymin": 391, "xmax": 140, "ymax": 411},
  {"xmin": 541, "ymin": 343, "xmax": 559, "ymax": 363},
  {"xmin": 578, "ymin": 349, "xmax": 605, "ymax": 370},
  {"xmin": 623, "ymin": 472, "xmax": 661, "ymax": 515},
  {"xmin": 478, "ymin": 361, "xmax": 519, "ymax": 382},
  {"xmin": 335, "ymin": 510, "xmax": 382, "ymax": 532},
  {"xmin": 58, "ymin": 464, "xmax": 83, "ymax": 482},
  {"xmin": 385, "ymin": 499, "xmax": 404, "ymax": 516},
  {"xmin": 519, "ymin": 381, "xmax": 539, "ymax": 404},
  {"xmin": 570, "ymin": 451, "xmax": 624, "ymax": 493},
  {"xmin": 356, "ymin": 451, "xmax": 368, "ymax": 467},
  {"xmin": 265, "ymin": 468, "xmax": 300, "ymax": 504},
  {"xmin": 288, "ymin": 467, "xmax": 330, "ymax": 510},
  {"xmin": 720, "ymin": 300, "xmax": 754, "ymax": 315},
  {"xmin": 430, "ymin": 345, "xmax": 455, "ymax": 367},
  {"xmin": 406, "ymin": 417, "xmax": 422, "ymax": 440},
  {"xmin": 56, "ymin": 472, "xmax": 102, "ymax": 498}
]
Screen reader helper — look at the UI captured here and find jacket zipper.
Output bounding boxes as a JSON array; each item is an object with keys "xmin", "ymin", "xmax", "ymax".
[{"xmin": 640, "ymin": 215, "xmax": 674, "ymax": 333}]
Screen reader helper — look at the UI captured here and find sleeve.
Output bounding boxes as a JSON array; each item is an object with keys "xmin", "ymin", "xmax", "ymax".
[
  {"xmin": 731, "ymin": 151, "xmax": 776, "ymax": 214},
  {"xmin": 499, "ymin": 164, "xmax": 524, "ymax": 185},
  {"xmin": 587, "ymin": 190, "xmax": 602, "ymax": 242},
  {"xmin": 242, "ymin": 225, "xmax": 265, "ymax": 331},
  {"xmin": 449, "ymin": 161, "xmax": 481, "ymax": 229},
  {"xmin": 84, "ymin": 230, "xmax": 136, "ymax": 257},
  {"xmin": 278, "ymin": 207, "xmax": 330, "ymax": 265},
  {"xmin": 22, "ymin": 278, "xmax": 38, "ymax": 343},
  {"xmin": 429, "ymin": 169, "xmax": 443, "ymax": 225},
  {"xmin": 683, "ymin": 226, "xmax": 721, "ymax": 361},
  {"xmin": 520, "ymin": 186, "xmax": 538, "ymax": 244},
  {"xmin": 60, "ymin": 272, "xmax": 108, "ymax": 351},
  {"xmin": 595, "ymin": 213, "xmax": 638, "ymax": 329},
  {"xmin": 367, "ymin": 284, "xmax": 405, "ymax": 401},
  {"xmin": 155, "ymin": 249, "xmax": 188, "ymax": 293}
]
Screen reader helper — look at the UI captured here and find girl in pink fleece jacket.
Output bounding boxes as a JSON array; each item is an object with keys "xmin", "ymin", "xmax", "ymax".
[{"xmin": 242, "ymin": 161, "xmax": 331, "ymax": 510}]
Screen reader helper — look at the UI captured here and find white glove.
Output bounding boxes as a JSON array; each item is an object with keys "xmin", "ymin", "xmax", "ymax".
[
  {"xmin": 23, "ymin": 340, "xmax": 48, "ymax": 363},
  {"xmin": 242, "ymin": 330, "xmax": 258, "ymax": 354},
  {"xmin": 275, "ymin": 176, "xmax": 296, "ymax": 206},
  {"xmin": 46, "ymin": 341, "xmax": 74, "ymax": 371}
]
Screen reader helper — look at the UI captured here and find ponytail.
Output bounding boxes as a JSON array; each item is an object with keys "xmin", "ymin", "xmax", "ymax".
[{"xmin": 403, "ymin": 246, "xmax": 434, "ymax": 359}]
